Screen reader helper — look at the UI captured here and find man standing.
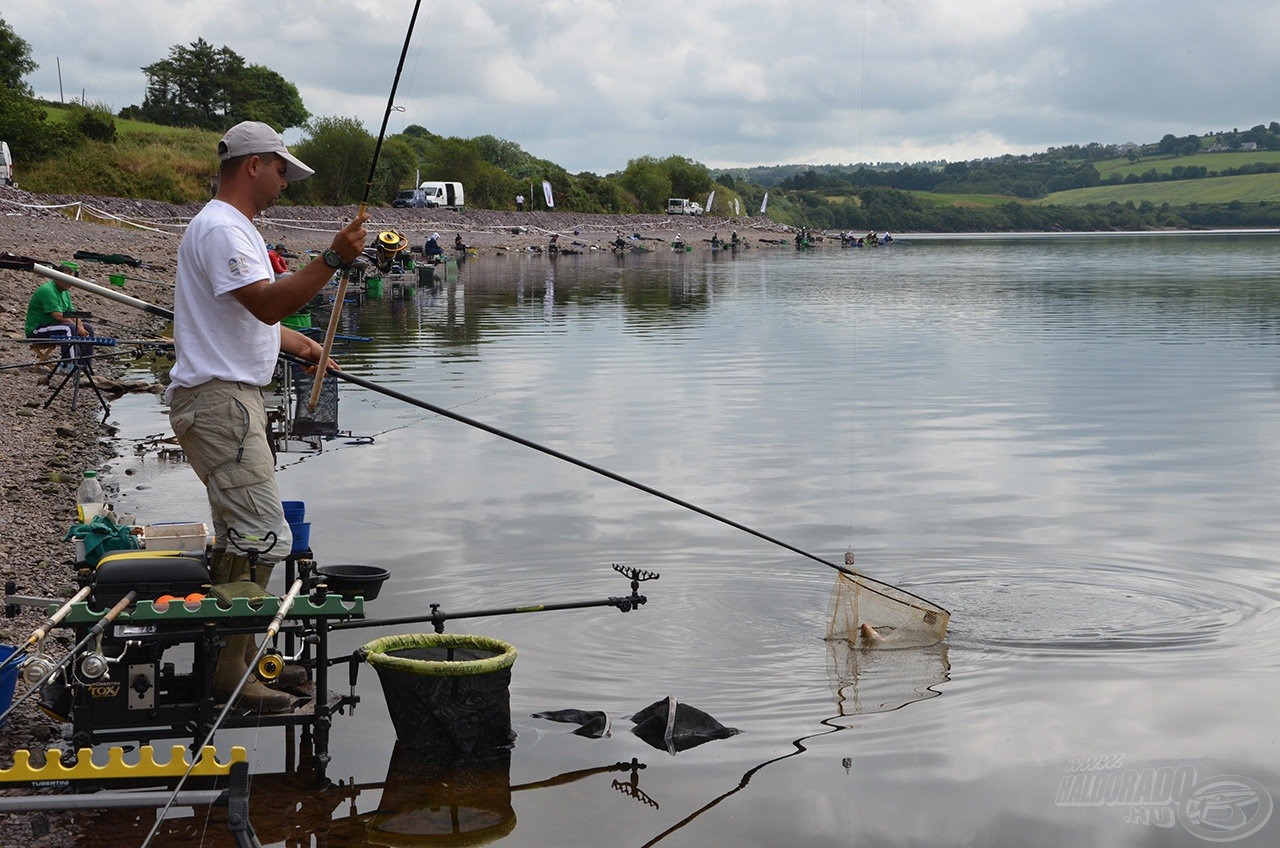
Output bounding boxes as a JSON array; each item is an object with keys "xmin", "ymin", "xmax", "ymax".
[
  {"xmin": 515, "ymin": 192, "xmax": 525, "ymax": 212},
  {"xmin": 167, "ymin": 121, "xmax": 367, "ymax": 712}
]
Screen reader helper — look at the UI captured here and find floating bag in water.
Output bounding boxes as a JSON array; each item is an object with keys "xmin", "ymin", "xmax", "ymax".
[
  {"xmin": 630, "ymin": 697, "xmax": 739, "ymax": 754},
  {"xmin": 361, "ymin": 633, "xmax": 517, "ymax": 755}
]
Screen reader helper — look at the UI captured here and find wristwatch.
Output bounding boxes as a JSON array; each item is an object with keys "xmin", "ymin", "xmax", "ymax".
[{"xmin": 322, "ymin": 249, "xmax": 344, "ymax": 269}]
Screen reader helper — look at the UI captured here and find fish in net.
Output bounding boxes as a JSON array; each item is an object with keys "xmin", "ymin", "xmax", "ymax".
[{"xmin": 826, "ymin": 552, "xmax": 949, "ymax": 648}]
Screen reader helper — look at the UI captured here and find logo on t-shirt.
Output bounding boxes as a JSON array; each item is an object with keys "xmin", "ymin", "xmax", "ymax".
[{"xmin": 227, "ymin": 255, "xmax": 247, "ymax": 277}]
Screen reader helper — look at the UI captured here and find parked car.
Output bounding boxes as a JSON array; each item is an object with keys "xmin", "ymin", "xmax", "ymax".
[
  {"xmin": 392, "ymin": 188, "xmax": 427, "ymax": 208},
  {"xmin": 393, "ymin": 181, "xmax": 465, "ymax": 210},
  {"xmin": 0, "ymin": 142, "xmax": 13, "ymax": 187},
  {"xmin": 666, "ymin": 197, "xmax": 703, "ymax": 216}
]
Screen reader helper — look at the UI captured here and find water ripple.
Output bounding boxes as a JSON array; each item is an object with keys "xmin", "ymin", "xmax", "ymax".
[{"xmin": 918, "ymin": 558, "xmax": 1280, "ymax": 661}]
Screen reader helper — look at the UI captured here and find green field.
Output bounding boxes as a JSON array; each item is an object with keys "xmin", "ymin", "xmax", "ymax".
[
  {"xmin": 19, "ymin": 103, "xmax": 220, "ymax": 201},
  {"xmin": 911, "ymin": 191, "xmax": 1015, "ymax": 209},
  {"xmin": 41, "ymin": 102, "xmax": 217, "ymax": 143},
  {"xmin": 1094, "ymin": 150, "xmax": 1280, "ymax": 180},
  {"xmin": 1040, "ymin": 172, "xmax": 1280, "ymax": 206}
]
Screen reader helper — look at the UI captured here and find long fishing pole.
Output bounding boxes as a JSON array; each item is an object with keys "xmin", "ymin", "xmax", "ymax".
[
  {"xmin": 0, "ymin": 586, "xmax": 92, "ymax": 675},
  {"xmin": 140, "ymin": 578, "xmax": 304, "ymax": 848},
  {"xmin": 287, "ymin": 352, "xmax": 861, "ymax": 578},
  {"xmin": 0, "ymin": 591, "xmax": 136, "ymax": 727},
  {"xmin": 25, "ymin": 264, "xmax": 947, "ymax": 612},
  {"xmin": 308, "ymin": 0, "xmax": 425, "ymax": 411}
]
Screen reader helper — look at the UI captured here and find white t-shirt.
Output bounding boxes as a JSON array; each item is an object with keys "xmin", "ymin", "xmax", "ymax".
[{"xmin": 168, "ymin": 200, "xmax": 280, "ymax": 391}]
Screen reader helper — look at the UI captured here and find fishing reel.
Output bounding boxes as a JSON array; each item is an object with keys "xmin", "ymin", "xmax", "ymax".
[
  {"xmin": 20, "ymin": 650, "xmax": 57, "ymax": 687},
  {"xmin": 255, "ymin": 651, "xmax": 286, "ymax": 683},
  {"xmin": 20, "ymin": 646, "xmax": 74, "ymax": 722},
  {"xmin": 76, "ymin": 631, "xmax": 121, "ymax": 682},
  {"xmin": 371, "ymin": 230, "xmax": 409, "ymax": 273}
]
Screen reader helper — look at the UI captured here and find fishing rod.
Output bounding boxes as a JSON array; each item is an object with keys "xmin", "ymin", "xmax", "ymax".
[
  {"xmin": 0, "ymin": 591, "xmax": 136, "ymax": 727},
  {"xmin": 0, "ymin": 586, "xmax": 93, "ymax": 675},
  {"xmin": 22, "ymin": 263, "xmax": 948, "ymax": 610},
  {"xmin": 140, "ymin": 577, "xmax": 304, "ymax": 848},
  {"xmin": 308, "ymin": 0, "xmax": 425, "ymax": 411},
  {"xmin": 286, "ymin": 351, "xmax": 862, "ymax": 579}
]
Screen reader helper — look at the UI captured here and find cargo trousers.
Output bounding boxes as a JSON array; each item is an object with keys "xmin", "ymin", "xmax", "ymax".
[{"xmin": 168, "ymin": 379, "xmax": 291, "ymax": 564}]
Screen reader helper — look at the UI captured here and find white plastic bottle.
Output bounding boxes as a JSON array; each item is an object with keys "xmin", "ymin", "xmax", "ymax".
[{"xmin": 76, "ymin": 470, "xmax": 105, "ymax": 522}]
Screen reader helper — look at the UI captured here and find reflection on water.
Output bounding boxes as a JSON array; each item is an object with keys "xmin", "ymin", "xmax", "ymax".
[
  {"xmin": 98, "ymin": 233, "xmax": 1280, "ymax": 846},
  {"xmin": 826, "ymin": 640, "xmax": 950, "ymax": 717},
  {"xmin": 363, "ymin": 746, "xmax": 517, "ymax": 846}
]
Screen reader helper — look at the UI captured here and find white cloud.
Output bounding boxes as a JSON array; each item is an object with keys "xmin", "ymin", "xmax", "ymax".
[{"xmin": 7, "ymin": 0, "xmax": 1280, "ymax": 174}]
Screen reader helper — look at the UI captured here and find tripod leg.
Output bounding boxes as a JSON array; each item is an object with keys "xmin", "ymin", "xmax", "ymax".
[
  {"xmin": 80, "ymin": 364, "xmax": 111, "ymax": 420},
  {"xmin": 41, "ymin": 366, "xmax": 77, "ymax": 409}
]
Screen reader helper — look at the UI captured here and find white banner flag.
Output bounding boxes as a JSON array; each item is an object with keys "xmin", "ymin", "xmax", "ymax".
[{"xmin": 542, "ymin": 179, "xmax": 555, "ymax": 208}]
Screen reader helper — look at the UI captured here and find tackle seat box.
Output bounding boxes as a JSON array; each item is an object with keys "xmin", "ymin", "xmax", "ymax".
[
  {"xmin": 141, "ymin": 521, "xmax": 209, "ymax": 552},
  {"xmin": 91, "ymin": 551, "xmax": 211, "ymax": 606}
]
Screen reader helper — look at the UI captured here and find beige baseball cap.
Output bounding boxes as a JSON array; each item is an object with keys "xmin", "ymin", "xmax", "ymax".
[{"xmin": 218, "ymin": 121, "xmax": 314, "ymax": 182}]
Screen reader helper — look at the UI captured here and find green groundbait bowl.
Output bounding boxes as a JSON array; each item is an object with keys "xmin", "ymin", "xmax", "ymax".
[{"xmin": 361, "ymin": 633, "xmax": 517, "ymax": 754}]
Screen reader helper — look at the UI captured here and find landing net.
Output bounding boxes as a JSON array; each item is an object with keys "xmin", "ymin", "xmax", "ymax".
[
  {"xmin": 291, "ymin": 369, "xmax": 339, "ymax": 437},
  {"xmin": 825, "ymin": 556, "xmax": 949, "ymax": 649}
]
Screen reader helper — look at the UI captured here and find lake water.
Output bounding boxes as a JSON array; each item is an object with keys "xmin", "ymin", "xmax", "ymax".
[{"xmin": 103, "ymin": 232, "xmax": 1280, "ymax": 846}]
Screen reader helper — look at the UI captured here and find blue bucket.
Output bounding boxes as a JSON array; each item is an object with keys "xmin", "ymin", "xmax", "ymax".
[
  {"xmin": 282, "ymin": 500, "xmax": 306, "ymax": 524},
  {"xmin": 0, "ymin": 645, "xmax": 19, "ymax": 727},
  {"xmin": 290, "ymin": 521, "xmax": 311, "ymax": 553}
]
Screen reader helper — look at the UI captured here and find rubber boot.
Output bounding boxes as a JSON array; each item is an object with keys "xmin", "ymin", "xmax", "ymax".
[
  {"xmin": 215, "ymin": 633, "xmax": 294, "ymax": 713},
  {"xmin": 211, "ymin": 552, "xmax": 253, "ymax": 585},
  {"xmin": 241, "ymin": 560, "xmax": 309, "ymax": 691},
  {"xmin": 207, "ymin": 549, "xmax": 228, "ymax": 585},
  {"xmin": 243, "ymin": 631, "xmax": 309, "ymax": 691}
]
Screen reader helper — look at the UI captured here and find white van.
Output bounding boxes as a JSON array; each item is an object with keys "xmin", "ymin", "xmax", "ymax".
[
  {"xmin": 666, "ymin": 197, "xmax": 703, "ymax": 216},
  {"xmin": 419, "ymin": 181, "xmax": 464, "ymax": 210},
  {"xmin": 0, "ymin": 142, "xmax": 13, "ymax": 187}
]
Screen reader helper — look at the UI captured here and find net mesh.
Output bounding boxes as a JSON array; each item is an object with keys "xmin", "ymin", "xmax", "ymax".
[
  {"xmin": 825, "ymin": 566, "xmax": 949, "ymax": 649},
  {"xmin": 291, "ymin": 369, "xmax": 339, "ymax": 437}
]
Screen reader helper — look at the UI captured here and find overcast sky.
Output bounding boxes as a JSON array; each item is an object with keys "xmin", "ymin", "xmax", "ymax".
[{"xmin": 8, "ymin": 0, "xmax": 1280, "ymax": 175}]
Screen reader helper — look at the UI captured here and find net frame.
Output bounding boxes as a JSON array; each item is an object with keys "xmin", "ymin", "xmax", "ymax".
[{"xmin": 826, "ymin": 568, "xmax": 949, "ymax": 648}]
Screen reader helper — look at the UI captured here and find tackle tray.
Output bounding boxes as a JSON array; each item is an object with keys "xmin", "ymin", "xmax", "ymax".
[{"xmin": 90, "ymin": 551, "xmax": 210, "ymax": 606}]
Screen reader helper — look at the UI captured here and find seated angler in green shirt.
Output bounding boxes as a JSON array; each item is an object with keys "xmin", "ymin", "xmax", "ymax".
[{"xmin": 25, "ymin": 268, "xmax": 93, "ymax": 356}]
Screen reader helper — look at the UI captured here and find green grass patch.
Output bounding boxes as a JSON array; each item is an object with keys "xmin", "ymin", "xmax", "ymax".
[
  {"xmin": 910, "ymin": 191, "xmax": 1018, "ymax": 209},
  {"xmin": 1039, "ymin": 172, "xmax": 1280, "ymax": 206},
  {"xmin": 1094, "ymin": 150, "xmax": 1280, "ymax": 179},
  {"xmin": 20, "ymin": 131, "xmax": 220, "ymax": 202}
]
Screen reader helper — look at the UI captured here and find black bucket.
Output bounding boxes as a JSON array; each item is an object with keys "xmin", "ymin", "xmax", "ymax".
[
  {"xmin": 318, "ymin": 564, "xmax": 390, "ymax": 601},
  {"xmin": 361, "ymin": 633, "xmax": 517, "ymax": 755}
]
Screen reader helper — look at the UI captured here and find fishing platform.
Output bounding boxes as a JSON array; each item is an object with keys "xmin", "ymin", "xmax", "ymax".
[
  {"xmin": 0, "ymin": 527, "xmax": 657, "ymax": 842},
  {"xmin": 3, "ymin": 547, "xmax": 367, "ymax": 781}
]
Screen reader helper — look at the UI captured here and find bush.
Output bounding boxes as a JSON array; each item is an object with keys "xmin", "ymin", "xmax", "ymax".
[{"xmin": 72, "ymin": 102, "xmax": 117, "ymax": 143}]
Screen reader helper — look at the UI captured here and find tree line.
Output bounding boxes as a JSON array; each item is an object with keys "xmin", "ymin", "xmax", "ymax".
[{"xmin": 4, "ymin": 18, "xmax": 1280, "ymax": 230}]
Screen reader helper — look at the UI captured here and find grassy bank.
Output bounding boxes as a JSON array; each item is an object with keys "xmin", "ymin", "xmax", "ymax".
[
  {"xmin": 1040, "ymin": 172, "xmax": 1280, "ymax": 207},
  {"xmin": 20, "ymin": 103, "xmax": 220, "ymax": 202}
]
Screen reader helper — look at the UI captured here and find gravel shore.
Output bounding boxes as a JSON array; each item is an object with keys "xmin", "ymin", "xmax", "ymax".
[{"xmin": 0, "ymin": 185, "xmax": 791, "ymax": 843}]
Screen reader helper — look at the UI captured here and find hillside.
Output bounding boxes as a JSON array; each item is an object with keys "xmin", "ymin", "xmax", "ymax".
[
  {"xmin": 1041, "ymin": 172, "xmax": 1280, "ymax": 207},
  {"xmin": 12, "ymin": 96, "xmax": 1280, "ymax": 230}
]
